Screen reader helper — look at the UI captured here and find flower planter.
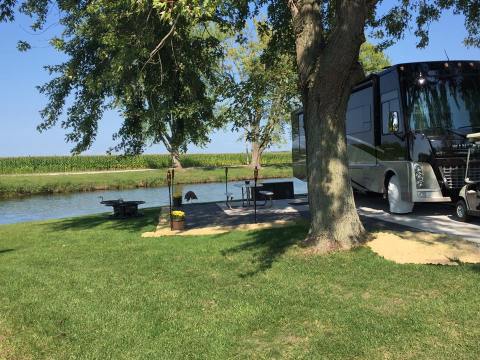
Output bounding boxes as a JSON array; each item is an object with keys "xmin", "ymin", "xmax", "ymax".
[{"xmin": 172, "ymin": 219, "xmax": 185, "ymax": 230}]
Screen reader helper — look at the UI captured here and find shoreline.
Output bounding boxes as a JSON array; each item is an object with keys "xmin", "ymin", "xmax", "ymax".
[{"xmin": 0, "ymin": 165, "xmax": 293, "ymax": 199}]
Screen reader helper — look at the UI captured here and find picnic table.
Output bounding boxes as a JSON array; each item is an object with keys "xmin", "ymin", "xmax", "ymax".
[
  {"xmin": 101, "ymin": 200, "xmax": 145, "ymax": 218},
  {"xmin": 233, "ymin": 183, "xmax": 273, "ymax": 207}
]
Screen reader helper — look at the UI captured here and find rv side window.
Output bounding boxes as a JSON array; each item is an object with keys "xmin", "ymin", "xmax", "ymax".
[{"xmin": 346, "ymin": 105, "xmax": 371, "ymax": 135}]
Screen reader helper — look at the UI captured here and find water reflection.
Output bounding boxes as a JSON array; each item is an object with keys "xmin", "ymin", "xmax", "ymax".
[{"xmin": 0, "ymin": 178, "xmax": 307, "ymax": 225}]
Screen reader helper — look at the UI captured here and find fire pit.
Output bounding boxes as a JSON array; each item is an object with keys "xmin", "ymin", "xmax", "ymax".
[{"xmin": 100, "ymin": 199, "xmax": 145, "ymax": 218}]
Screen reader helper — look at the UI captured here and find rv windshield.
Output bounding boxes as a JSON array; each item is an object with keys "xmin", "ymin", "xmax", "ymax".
[{"xmin": 403, "ymin": 64, "xmax": 480, "ymax": 132}]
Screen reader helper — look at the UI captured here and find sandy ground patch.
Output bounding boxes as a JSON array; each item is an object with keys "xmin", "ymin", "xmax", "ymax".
[
  {"xmin": 368, "ymin": 231, "xmax": 480, "ymax": 265},
  {"xmin": 142, "ymin": 219, "xmax": 295, "ymax": 237}
]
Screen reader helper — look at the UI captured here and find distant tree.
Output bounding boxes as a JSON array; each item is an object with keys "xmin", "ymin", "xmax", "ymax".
[
  {"xmin": 224, "ymin": 34, "xmax": 388, "ymax": 169},
  {"xmin": 0, "ymin": 1, "xmax": 227, "ymax": 168},
  {"xmin": 224, "ymin": 22, "xmax": 300, "ymax": 168},
  {"xmin": 359, "ymin": 42, "xmax": 391, "ymax": 75}
]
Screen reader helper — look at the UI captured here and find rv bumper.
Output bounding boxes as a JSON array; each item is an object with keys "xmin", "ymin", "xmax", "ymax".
[
  {"xmin": 411, "ymin": 162, "xmax": 451, "ymax": 203},
  {"xmin": 413, "ymin": 190, "xmax": 451, "ymax": 202}
]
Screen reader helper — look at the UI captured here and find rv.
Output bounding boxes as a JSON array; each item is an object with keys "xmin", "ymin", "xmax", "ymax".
[{"xmin": 292, "ymin": 61, "xmax": 480, "ymax": 213}]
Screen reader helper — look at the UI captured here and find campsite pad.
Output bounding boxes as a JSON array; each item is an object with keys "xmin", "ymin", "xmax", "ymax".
[
  {"xmin": 216, "ymin": 199, "xmax": 309, "ymax": 216},
  {"xmin": 368, "ymin": 231, "xmax": 480, "ymax": 265},
  {"xmin": 141, "ymin": 202, "xmax": 305, "ymax": 237},
  {"xmin": 141, "ymin": 202, "xmax": 480, "ymax": 265}
]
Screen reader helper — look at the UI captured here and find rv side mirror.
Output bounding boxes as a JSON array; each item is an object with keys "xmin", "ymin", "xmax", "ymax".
[{"xmin": 389, "ymin": 111, "xmax": 400, "ymax": 133}]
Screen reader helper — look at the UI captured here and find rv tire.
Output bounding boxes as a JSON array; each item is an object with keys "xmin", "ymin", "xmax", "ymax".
[
  {"xmin": 455, "ymin": 199, "xmax": 469, "ymax": 222},
  {"xmin": 387, "ymin": 175, "xmax": 414, "ymax": 214}
]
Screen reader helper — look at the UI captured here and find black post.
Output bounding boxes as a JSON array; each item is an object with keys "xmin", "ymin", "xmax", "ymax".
[
  {"xmin": 254, "ymin": 166, "xmax": 258, "ymax": 223},
  {"xmin": 171, "ymin": 168, "xmax": 175, "ymax": 204},
  {"xmin": 225, "ymin": 167, "xmax": 228, "ymax": 203},
  {"xmin": 167, "ymin": 170, "xmax": 173, "ymax": 230}
]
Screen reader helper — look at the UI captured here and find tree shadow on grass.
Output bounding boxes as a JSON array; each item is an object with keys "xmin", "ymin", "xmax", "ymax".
[
  {"xmin": 221, "ymin": 223, "xmax": 308, "ymax": 277},
  {"xmin": 469, "ymin": 264, "xmax": 480, "ymax": 273},
  {"xmin": 42, "ymin": 208, "xmax": 160, "ymax": 234},
  {"xmin": 0, "ymin": 249, "xmax": 14, "ymax": 254}
]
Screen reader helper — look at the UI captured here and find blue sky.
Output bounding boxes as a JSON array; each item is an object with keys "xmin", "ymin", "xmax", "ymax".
[{"xmin": 1, "ymin": 6, "xmax": 480, "ymax": 157}]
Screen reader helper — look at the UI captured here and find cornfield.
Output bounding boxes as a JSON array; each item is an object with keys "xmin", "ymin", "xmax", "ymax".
[{"xmin": 0, "ymin": 152, "xmax": 292, "ymax": 174}]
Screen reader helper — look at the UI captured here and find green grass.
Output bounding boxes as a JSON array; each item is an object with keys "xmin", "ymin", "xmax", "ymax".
[
  {"xmin": 0, "ymin": 165, "xmax": 293, "ymax": 198},
  {"xmin": 0, "ymin": 211, "xmax": 479, "ymax": 359},
  {"xmin": 0, "ymin": 152, "xmax": 291, "ymax": 174}
]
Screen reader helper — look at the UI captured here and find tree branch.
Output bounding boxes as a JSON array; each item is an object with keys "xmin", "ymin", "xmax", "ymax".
[{"xmin": 142, "ymin": 13, "xmax": 180, "ymax": 72}]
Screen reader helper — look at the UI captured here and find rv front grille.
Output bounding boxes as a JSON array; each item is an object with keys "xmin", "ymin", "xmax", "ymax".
[{"xmin": 440, "ymin": 164, "xmax": 480, "ymax": 189}]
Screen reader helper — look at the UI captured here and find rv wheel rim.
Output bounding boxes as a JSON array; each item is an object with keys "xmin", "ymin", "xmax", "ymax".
[{"xmin": 457, "ymin": 204, "xmax": 465, "ymax": 218}]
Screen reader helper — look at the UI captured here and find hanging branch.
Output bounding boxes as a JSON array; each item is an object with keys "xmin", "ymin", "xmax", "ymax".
[{"xmin": 142, "ymin": 13, "xmax": 180, "ymax": 72}]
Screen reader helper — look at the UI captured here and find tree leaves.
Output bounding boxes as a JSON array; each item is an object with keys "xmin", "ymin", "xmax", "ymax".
[
  {"xmin": 6, "ymin": 0, "xmax": 230, "ymax": 156},
  {"xmin": 16, "ymin": 40, "xmax": 31, "ymax": 51},
  {"xmin": 371, "ymin": 0, "xmax": 480, "ymax": 49},
  {"xmin": 223, "ymin": 21, "xmax": 300, "ymax": 153}
]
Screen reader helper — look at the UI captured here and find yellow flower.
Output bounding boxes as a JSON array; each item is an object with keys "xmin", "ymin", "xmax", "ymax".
[{"xmin": 171, "ymin": 210, "xmax": 185, "ymax": 219}]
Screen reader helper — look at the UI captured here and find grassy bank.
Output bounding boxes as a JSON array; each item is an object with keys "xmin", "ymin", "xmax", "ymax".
[
  {"xmin": 0, "ymin": 152, "xmax": 291, "ymax": 174},
  {"xmin": 0, "ymin": 165, "xmax": 293, "ymax": 198},
  {"xmin": 0, "ymin": 212, "xmax": 479, "ymax": 358}
]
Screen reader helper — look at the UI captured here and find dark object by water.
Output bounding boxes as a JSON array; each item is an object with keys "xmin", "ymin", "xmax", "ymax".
[
  {"xmin": 255, "ymin": 181, "xmax": 294, "ymax": 200},
  {"xmin": 100, "ymin": 199, "xmax": 145, "ymax": 218},
  {"xmin": 184, "ymin": 191, "xmax": 198, "ymax": 202}
]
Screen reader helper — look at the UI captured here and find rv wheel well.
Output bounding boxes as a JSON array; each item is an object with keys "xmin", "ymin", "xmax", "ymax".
[{"xmin": 384, "ymin": 170, "xmax": 396, "ymax": 193}]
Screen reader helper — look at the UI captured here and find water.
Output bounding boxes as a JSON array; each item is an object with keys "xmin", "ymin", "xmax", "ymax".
[{"xmin": 0, "ymin": 178, "xmax": 307, "ymax": 225}]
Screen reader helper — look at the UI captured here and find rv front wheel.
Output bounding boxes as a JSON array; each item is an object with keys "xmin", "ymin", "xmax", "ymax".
[
  {"xmin": 455, "ymin": 199, "xmax": 469, "ymax": 222},
  {"xmin": 387, "ymin": 175, "xmax": 414, "ymax": 214}
]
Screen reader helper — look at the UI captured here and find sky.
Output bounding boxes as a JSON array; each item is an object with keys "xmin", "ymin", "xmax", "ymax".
[{"xmin": 1, "ymin": 4, "xmax": 480, "ymax": 157}]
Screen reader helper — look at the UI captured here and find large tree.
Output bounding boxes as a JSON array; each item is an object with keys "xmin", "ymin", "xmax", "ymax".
[
  {"xmin": 257, "ymin": 0, "xmax": 480, "ymax": 251},
  {"xmin": 1, "ymin": 1, "xmax": 227, "ymax": 168}
]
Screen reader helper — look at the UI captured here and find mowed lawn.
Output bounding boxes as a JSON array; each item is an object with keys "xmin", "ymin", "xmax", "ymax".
[{"xmin": 0, "ymin": 210, "xmax": 479, "ymax": 359}]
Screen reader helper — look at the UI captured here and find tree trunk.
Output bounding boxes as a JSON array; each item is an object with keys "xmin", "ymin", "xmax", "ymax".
[
  {"xmin": 171, "ymin": 150, "xmax": 182, "ymax": 169},
  {"xmin": 303, "ymin": 64, "xmax": 365, "ymax": 252},
  {"xmin": 250, "ymin": 142, "xmax": 263, "ymax": 168},
  {"xmin": 289, "ymin": 0, "xmax": 373, "ymax": 252}
]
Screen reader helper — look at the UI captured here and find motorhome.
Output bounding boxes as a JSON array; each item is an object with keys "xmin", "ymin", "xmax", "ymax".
[{"xmin": 292, "ymin": 61, "xmax": 480, "ymax": 213}]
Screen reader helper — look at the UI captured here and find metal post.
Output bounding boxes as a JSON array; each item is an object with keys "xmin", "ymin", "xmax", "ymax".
[
  {"xmin": 225, "ymin": 167, "xmax": 228, "ymax": 204},
  {"xmin": 254, "ymin": 166, "xmax": 258, "ymax": 223},
  {"xmin": 171, "ymin": 168, "xmax": 175, "ymax": 203},
  {"xmin": 167, "ymin": 170, "xmax": 173, "ymax": 230}
]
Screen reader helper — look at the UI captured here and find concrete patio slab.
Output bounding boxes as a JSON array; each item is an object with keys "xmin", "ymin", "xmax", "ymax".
[
  {"xmin": 355, "ymin": 194, "xmax": 480, "ymax": 244},
  {"xmin": 216, "ymin": 199, "xmax": 309, "ymax": 216}
]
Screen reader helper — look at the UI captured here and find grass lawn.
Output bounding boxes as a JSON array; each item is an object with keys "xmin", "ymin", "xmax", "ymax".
[
  {"xmin": 0, "ymin": 210, "xmax": 479, "ymax": 359},
  {"xmin": 0, "ymin": 165, "xmax": 292, "ymax": 198}
]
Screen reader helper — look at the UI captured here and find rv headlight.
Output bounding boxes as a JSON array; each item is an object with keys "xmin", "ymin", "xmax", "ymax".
[{"xmin": 413, "ymin": 163, "xmax": 424, "ymax": 188}]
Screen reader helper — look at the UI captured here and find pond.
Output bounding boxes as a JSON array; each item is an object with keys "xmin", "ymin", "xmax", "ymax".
[{"xmin": 0, "ymin": 178, "xmax": 307, "ymax": 225}]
